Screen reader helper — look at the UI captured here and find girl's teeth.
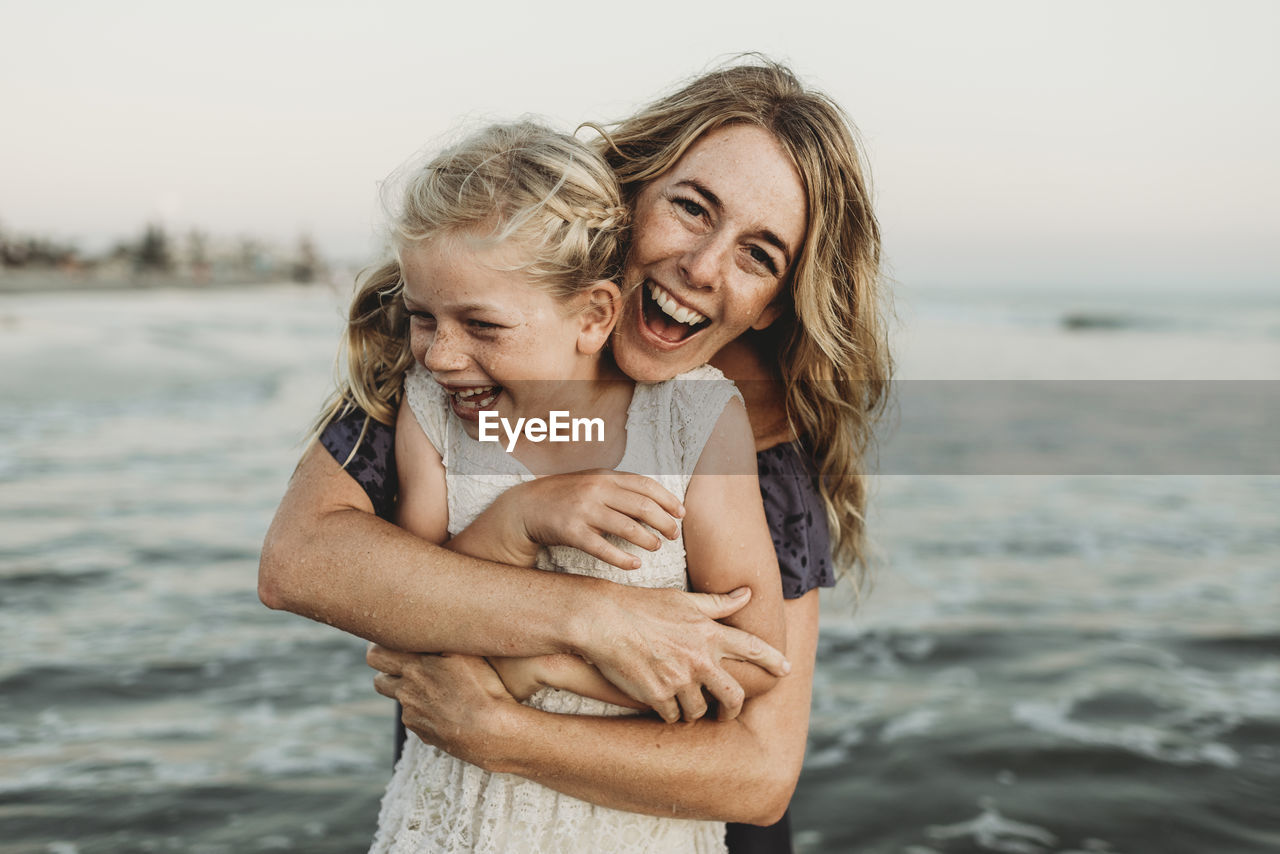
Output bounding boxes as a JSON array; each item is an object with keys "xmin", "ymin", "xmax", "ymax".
[{"xmin": 450, "ymin": 386, "xmax": 499, "ymax": 407}]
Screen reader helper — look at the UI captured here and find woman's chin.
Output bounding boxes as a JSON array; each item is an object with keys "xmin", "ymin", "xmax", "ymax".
[
  {"xmin": 615, "ymin": 330, "xmax": 708, "ymax": 382},
  {"xmin": 614, "ymin": 304, "xmax": 714, "ymax": 382}
]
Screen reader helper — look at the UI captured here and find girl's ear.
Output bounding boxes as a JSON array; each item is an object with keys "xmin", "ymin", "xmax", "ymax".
[{"xmin": 576, "ymin": 279, "xmax": 621, "ymax": 356}]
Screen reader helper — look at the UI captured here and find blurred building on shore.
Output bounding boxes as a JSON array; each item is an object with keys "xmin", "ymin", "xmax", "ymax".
[{"xmin": 0, "ymin": 222, "xmax": 328, "ymax": 293}]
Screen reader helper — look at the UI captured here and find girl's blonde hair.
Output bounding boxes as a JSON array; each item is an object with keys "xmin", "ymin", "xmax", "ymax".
[
  {"xmin": 593, "ymin": 57, "xmax": 892, "ymax": 590},
  {"xmin": 313, "ymin": 121, "xmax": 628, "ymax": 444}
]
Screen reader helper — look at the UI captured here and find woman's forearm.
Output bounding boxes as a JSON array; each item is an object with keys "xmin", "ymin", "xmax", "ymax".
[
  {"xmin": 260, "ymin": 443, "xmax": 787, "ymax": 714},
  {"xmin": 259, "ymin": 442, "xmax": 599, "ymax": 656},
  {"xmin": 406, "ymin": 593, "xmax": 820, "ymax": 825}
]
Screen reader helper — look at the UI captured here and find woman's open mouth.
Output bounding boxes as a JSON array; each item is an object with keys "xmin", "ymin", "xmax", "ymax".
[{"xmin": 640, "ymin": 282, "xmax": 709, "ymax": 344}]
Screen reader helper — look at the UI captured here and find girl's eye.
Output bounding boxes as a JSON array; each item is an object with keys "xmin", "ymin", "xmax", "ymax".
[
  {"xmin": 409, "ymin": 311, "xmax": 435, "ymax": 326},
  {"xmin": 748, "ymin": 246, "xmax": 780, "ymax": 276},
  {"xmin": 467, "ymin": 319, "xmax": 502, "ymax": 330}
]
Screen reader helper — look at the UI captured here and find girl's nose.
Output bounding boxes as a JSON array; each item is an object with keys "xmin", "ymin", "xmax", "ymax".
[{"xmin": 422, "ymin": 325, "xmax": 468, "ymax": 373}]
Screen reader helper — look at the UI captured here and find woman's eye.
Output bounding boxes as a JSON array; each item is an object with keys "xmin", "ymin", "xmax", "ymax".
[
  {"xmin": 748, "ymin": 246, "xmax": 779, "ymax": 275},
  {"xmin": 674, "ymin": 197, "xmax": 707, "ymax": 218},
  {"xmin": 467, "ymin": 319, "xmax": 501, "ymax": 330},
  {"xmin": 409, "ymin": 312, "xmax": 436, "ymax": 326}
]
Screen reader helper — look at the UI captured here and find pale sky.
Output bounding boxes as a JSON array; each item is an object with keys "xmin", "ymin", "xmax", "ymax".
[{"xmin": 2, "ymin": 0, "xmax": 1277, "ymax": 290}]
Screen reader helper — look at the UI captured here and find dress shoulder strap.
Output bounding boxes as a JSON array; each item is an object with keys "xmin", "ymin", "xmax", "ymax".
[
  {"xmin": 661, "ymin": 364, "xmax": 745, "ymax": 478},
  {"xmin": 402, "ymin": 362, "xmax": 452, "ymax": 466}
]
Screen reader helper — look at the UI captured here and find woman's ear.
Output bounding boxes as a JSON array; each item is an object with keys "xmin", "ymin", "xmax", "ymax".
[{"xmin": 576, "ymin": 279, "xmax": 621, "ymax": 356}]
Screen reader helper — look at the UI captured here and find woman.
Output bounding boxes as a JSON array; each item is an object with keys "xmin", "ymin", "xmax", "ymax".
[{"xmin": 259, "ymin": 57, "xmax": 890, "ymax": 852}]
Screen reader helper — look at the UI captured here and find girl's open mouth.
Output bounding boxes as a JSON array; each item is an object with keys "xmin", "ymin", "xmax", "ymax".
[
  {"xmin": 641, "ymin": 282, "xmax": 709, "ymax": 344},
  {"xmin": 445, "ymin": 385, "xmax": 502, "ymax": 419}
]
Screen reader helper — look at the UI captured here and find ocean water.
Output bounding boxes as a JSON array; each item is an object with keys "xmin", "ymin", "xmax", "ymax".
[{"xmin": 1, "ymin": 282, "xmax": 1277, "ymax": 853}]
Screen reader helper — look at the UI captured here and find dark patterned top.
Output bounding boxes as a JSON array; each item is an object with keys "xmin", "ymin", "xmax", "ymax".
[
  {"xmin": 755, "ymin": 442, "xmax": 835, "ymax": 598},
  {"xmin": 320, "ymin": 409, "xmax": 399, "ymax": 521},
  {"xmin": 319, "ymin": 407, "xmax": 834, "ymax": 599}
]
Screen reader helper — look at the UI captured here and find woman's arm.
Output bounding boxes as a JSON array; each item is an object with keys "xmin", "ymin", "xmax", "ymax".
[
  {"xmin": 258, "ymin": 437, "xmax": 788, "ymax": 719},
  {"xmin": 456, "ymin": 397, "xmax": 785, "ymax": 717},
  {"xmin": 261, "ymin": 439, "xmax": 585, "ymax": 655},
  {"xmin": 371, "ymin": 590, "xmax": 820, "ymax": 826},
  {"xmin": 391, "ymin": 400, "xmax": 661, "ymax": 711}
]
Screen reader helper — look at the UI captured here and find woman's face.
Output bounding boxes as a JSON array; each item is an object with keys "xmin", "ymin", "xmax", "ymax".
[{"xmin": 613, "ymin": 123, "xmax": 808, "ymax": 382}]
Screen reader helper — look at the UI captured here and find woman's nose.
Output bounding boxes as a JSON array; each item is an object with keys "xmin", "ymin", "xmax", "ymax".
[{"xmin": 679, "ymin": 234, "xmax": 729, "ymax": 291}]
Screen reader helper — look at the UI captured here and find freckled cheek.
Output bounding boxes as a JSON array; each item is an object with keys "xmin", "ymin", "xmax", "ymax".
[
  {"xmin": 713, "ymin": 290, "xmax": 764, "ymax": 334},
  {"xmin": 628, "ymin": 214, "xmax": 683, "ymax": 270},
  {"xmin": 496, "ymin": 335, "xmax": 543, "ymax": 369},
  {"xmin": 407, "ymin": 329, "xmax": 430, "ymax": 365}
]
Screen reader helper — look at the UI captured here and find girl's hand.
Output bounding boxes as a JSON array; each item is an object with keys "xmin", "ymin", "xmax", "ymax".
[
  {"xmin": 455, "ymin": 470, "xmax": 685, "ymax": 571},
  {"xmin": 485, "ymin": 656, "xmax": 543, "ymax": 701}
]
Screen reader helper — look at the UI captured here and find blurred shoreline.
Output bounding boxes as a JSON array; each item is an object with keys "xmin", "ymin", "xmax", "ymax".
[
  {"xmin": 0, "ymin": 221, "xmax": 342, "ymax": 297},
  {"xmin": 0, "ymin": 268, "xmax": 324, "ymax": 296}
]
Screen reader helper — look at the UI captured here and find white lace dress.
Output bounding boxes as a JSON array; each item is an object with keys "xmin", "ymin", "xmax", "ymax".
[{"xmin": 369, "ymin": 362, "xmax": 742, "ymax": 854}]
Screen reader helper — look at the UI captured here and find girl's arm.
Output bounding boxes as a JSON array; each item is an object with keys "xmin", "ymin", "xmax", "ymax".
[
  {"xmin": 486, "ymin": 654, "xmax": 647, "ymax": 710},
  {"xmin": 680, "ymin": 395, "xmax": 788, "ymax": 712},
  {"xmin": 258, "ymin": 427, "xmax": 788, "ymax": 719},
  {"xmin": 370, "ymin": 589, "xmax": 820, "ymax": 826},
  {"xmin": 448, "ymin": 467, "xmax": 687, "ymax": 571},
  {"xmin": 393, "ymin": 394, "xmax": 685, "ymax": 570},
  {"xmin": 392, "ymin": 396, "xmax": 449, "ymax": 544}
]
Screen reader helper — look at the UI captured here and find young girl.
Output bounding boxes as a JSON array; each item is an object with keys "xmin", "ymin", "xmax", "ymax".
[{"xmin": 341, "ymin": 123, "xmax": 786, "ymax": 853}]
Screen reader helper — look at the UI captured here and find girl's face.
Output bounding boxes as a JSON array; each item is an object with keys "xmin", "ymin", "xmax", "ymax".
[
  {"xmin": 614, "ymin": 123, "xmax": 808, "ymax": 382},
  {"xmin": 400, "ymin": 234, "xmax": 613, "ymax": 423}
]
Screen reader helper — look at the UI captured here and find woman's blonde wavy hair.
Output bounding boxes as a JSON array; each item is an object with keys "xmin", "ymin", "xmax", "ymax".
[
  {"xmin": 592, "ymin": 57, "xmax": 893, "ymax": 590},
  {"xmin": 313, "ymin": 121, "xmax": 628, "ymax": 447}
]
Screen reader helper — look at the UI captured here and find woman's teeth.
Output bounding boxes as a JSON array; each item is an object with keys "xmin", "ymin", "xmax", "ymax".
[{"xmin": 648, "ymin": 283, "xmax": 708, "ymax": 327}]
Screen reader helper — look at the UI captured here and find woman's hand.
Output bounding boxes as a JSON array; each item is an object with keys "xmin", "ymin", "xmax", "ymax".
[
  {"xmin": 574, "ymin": 584, "xmax": 790, "ymax": 723},
  {"xmin": 450, "ymin": 470, "xmax": 685, "ymax": 571},
  {"xmin": 369, "ymin": 591, "xmax": 821, "ymax": 824},
  {"xmin": 369, "ymin": 645, "xmax": 518, "ymax": 764},
  {"xmin": 265, "ymin": 446, "xmax": 787, "ymax": 722},
  {"xmin": 368, "ymin": 586, "xmax": 791, "ymax": 729},
  {"xmin": 442, "ymin": 466, "xmax": 787, "ymax": 722}
]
